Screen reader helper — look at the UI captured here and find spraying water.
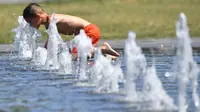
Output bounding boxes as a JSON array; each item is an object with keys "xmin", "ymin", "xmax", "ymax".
[
  {"xmin": 32, "ymin": 47, "xmax": 47, "ymax": 65},
  {"xmin": 71, "ymin": 29, "xmax": 93, "ymax": 80},
  {"xmin": 175, "ymin": 13, "xmax": 200, "ymax": 112},
  {"xmin": 58, "ymin": 43, "xmax": 72, "ymax": 74},
  {"xmin": 124, "ymin": 31, "xmax": 147, "ymax": 101},
  {"xmin": 124, "ymin": 31, "xmax": 175, "ymax": 110},
  {"xmin": 143, "ymin": 65, "xmax": 176, "ymax": 110},
  {"xmin": 13, "ymin": 16, "xmax": 41, "ymax": 58},
  {"xmin": 91, "ymin": 48, "xmax": 123, "ymax": 93},
  {"xmin": 45, "ymin": 15, "xmax": 63, "ymax": 69}
]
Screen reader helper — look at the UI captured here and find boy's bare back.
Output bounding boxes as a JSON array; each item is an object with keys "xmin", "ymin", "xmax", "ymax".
[
  {"xmin": 46, "ymin": 14, "xmax": 91, "ymax": 35},
  {"xmin": 23, "ymin": 3, "xmax": 120, "ymax": 59}
]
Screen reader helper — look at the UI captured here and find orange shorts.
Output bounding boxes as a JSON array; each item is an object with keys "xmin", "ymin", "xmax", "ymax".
[{"xmin": 71, "ymin": 24, "xmax": 100, "ymax": 53}]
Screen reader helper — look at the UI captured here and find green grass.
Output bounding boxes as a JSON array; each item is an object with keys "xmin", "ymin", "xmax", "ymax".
[{"xmin": 0, "ymin": 0, "xmax": 200, "ymax": 43}]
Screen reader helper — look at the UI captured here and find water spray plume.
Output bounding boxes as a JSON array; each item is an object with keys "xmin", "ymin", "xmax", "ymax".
[
  {"xmin": 91, "ymin": 48, "xmax": 123, "ymax": 93},
  {"xmin": 45, "ymin": 15, "xmax": 63, "ymax": 70},
  {"xmin": 124, "ymin": 31, "xmax": 146, "ymax": 101},
  {"xmin": 58, "ymin": 43, "xmax": 72, "ymax": 74},
  {"xmin": 13, "ymin": 16, "xmax": 41, "ymax": 59},
  {"xmin": 176, "ymin": 13, "xmax": 200, "ymax": 112},
  {"xmin": 72, "ymin": 29, "xmax": 93, "ymax": 80}
]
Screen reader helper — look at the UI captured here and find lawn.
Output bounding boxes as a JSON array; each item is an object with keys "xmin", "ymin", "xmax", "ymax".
[{"xmin": 0, "ymin": 0, "xmax": 200, "ymax": 43}]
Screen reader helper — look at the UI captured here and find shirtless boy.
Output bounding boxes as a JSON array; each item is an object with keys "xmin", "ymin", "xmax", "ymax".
[{"xmin": 22, "ymin": 3, "xmax": 120, "ymax": 59}]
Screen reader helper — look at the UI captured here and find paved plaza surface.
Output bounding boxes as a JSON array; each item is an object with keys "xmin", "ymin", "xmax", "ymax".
[{"xmin": 1, "ymin": 38, "xmax": 200, "ymax": 53}]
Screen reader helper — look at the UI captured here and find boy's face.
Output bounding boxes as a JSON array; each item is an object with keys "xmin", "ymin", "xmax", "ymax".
[{"xmin": 25, "ymin": 15, "xmax": 42, "ymax": 29}]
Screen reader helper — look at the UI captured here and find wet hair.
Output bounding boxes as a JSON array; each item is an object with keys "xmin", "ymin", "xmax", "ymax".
[{"xmin": 23, "ymin": 3, "xmax": 44, "ymax": 19}]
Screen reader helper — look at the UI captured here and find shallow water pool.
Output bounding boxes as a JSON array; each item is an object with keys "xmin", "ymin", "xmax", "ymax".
[{"xmin": 0, "ymin": 48, "xmax": 200, "ymax": 112}]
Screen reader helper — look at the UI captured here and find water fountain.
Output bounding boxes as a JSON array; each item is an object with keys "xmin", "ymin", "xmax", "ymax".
[
  {"xmin": 90, "ymin": 48, "xmax": 123, "ymax": 93},
  {"xmin": 124, "ymin": 31, "xmax": 147, "ymax": 101},
  {"xmin": 143, "ymin": 65, "xmax": 176, "ymax": 110},
  {"xmin": 13, "ymin": 15, "xmax": 72, "ymax": 72},
  {"xmin": 71, "ymin": 29, "xmax": 93, "ymax": 80},
  {"xmin": 45, "ymin": 15, "xmax": 64, "ymax": 70},
  {"xmin": 7, "ymin": 12, "xmax": 200, "ymax": 112},
  {"xmin": 58, "ymin": 43, "xmax": 72, "ymax": 74},
  {"xmin": 124, "ymin": 31, "xmax": 176, "ymax": 110},
  {"xmin": 175, "ymin": 13, "xmax": 200, "ymax": 112},
  {"xmin": 12, "ymin": 16, "xmax": 41, "ymax": 58},
  {"xmin": 32, "ymin": 47, "xmax": 47, "ymax": 65}
]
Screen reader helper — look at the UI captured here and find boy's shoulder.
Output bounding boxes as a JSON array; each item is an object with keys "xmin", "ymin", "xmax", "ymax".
[{"xmin": 50, "ymin": 13, "xmax": 70, "ymax": 21}]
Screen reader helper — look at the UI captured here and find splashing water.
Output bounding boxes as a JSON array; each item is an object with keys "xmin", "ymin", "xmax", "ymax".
[
  {"xmin": 90, "ymin": 48, "xmax": 123, "ymax": 93},
  {"xmin": 72, "ymin": 29, "xmax": 93, "ymax": 80},
  {"xmin": 32, "ymin": 47, "xmax": 47, "ymax": 65},
  {"xmin": 143, "ymin": 65, "xmax": 176, "ymax": 110},
  {"xmin": 45, "ymin": 15, "xmax": 63, "ymax": 69},
  {"xmin": 11, "ymin": 13, "xmax": 199, "ymax": 112},
  {"xmin": 58, "ymin": 43, "xmax": 72, "ymax": 74},
  {"xmin": 124, "ymin": 31, "xmax": 147, "ymax": 101},
  {"xmin": 124, "ymin": 31, "xmax": 176, "ymax": 110},
  {"xmin": 12, "ymin": 16, "xmax": 41, "ymax": 58},
  {"xmin": 175, "ymin": 13, "xmax": 200, "ymax": 112}
]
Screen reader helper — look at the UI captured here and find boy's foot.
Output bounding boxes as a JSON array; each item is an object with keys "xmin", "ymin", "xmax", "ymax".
[
  {"xmin": 105, "ymin": 54, "xmax": 118, "ymax": 60},
  {"xmin": 101, "ymin": 42, "xmax": 120, "ymax": 57}
]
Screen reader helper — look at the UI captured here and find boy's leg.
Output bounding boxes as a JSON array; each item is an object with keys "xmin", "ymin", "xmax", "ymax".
[
  {"xmin": 70, "ymin": 44, "xmax": 120, "ymax": 60},
  {"xmin": 79, "ymin": 24, "xmax": 120, "ymax": 59}
]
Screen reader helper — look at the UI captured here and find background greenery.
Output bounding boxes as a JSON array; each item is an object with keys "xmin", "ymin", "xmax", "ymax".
[{"xmin": 0, "ymin": 0, "xmax": 200, "ymax": 43}]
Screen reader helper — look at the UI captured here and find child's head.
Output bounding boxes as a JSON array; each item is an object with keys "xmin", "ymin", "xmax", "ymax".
[{"xmin": 23, "ymin": 3, "xmax": 47, "ymax": 28}]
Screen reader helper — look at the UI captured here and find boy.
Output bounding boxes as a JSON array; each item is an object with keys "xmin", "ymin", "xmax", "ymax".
[{"xmin": 23, "ymin": 3, "xmax": 120, "ymax": 59}]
